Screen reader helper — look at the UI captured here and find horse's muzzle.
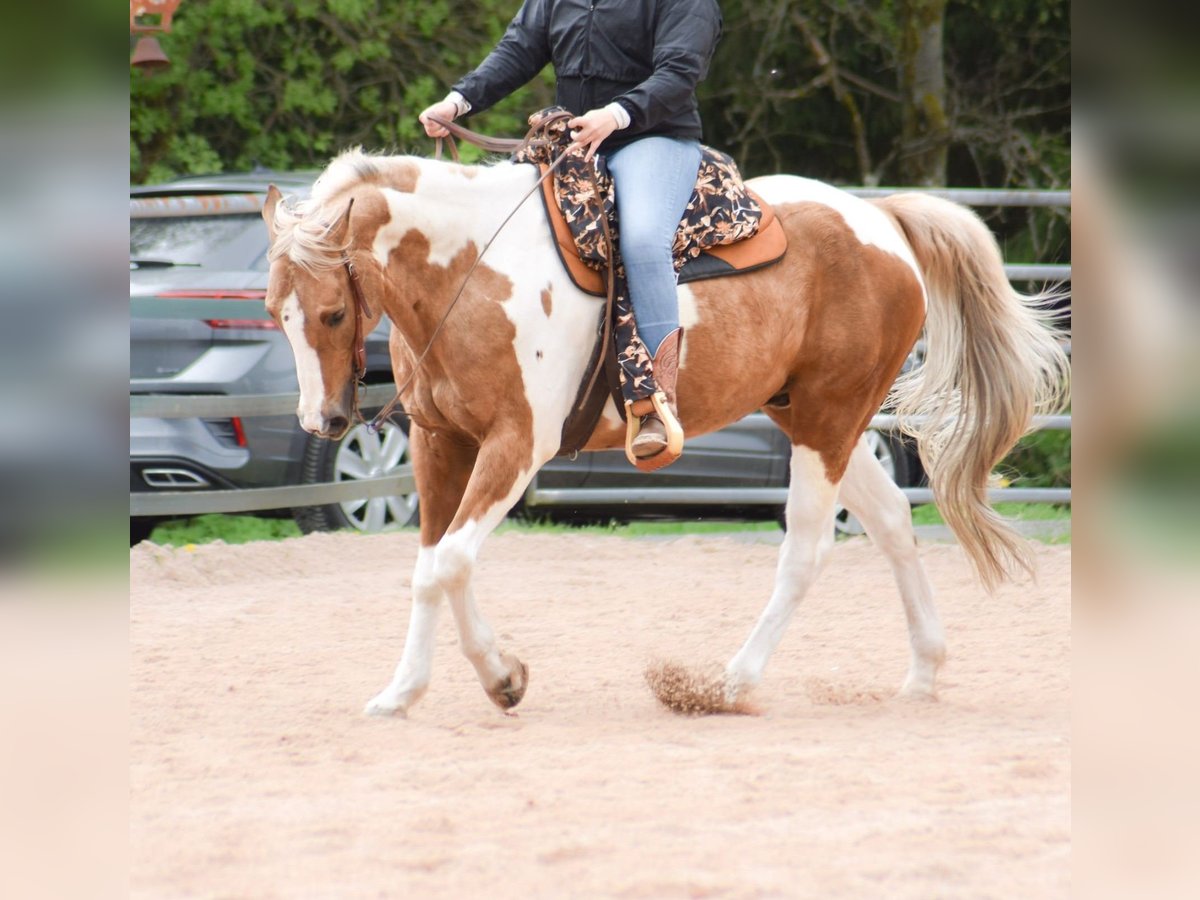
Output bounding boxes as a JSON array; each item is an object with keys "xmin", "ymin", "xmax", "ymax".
[
  {"xmin": 298, "ymin": 409, "xmax": 351, "ymax": 440},
  {"xmin": 321, "ymin": 415, "xmax": 351, "ymax": 440}
]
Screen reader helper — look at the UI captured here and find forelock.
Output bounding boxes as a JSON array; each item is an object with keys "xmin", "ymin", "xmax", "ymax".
[{"xmin": 267, "ymin": 197, "xmax": 347, "ymax": 273}]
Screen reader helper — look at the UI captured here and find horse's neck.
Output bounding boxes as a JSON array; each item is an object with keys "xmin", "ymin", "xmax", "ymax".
[
  {"xmin": 409, "ymin": 157, "xmax": 534, "ymax": 215},
  {"xmin": 379, "ymin": 159, "xmax": 540, "ymax": 354},
  {"xmin": 378, "ymin": 159, "xmax": 606, "ymax": 437}
]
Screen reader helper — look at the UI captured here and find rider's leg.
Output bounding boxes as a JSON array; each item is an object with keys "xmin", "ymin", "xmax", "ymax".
[{"xmin": 606, "ymin": 137, "xmax": 702, "ymax": 458}]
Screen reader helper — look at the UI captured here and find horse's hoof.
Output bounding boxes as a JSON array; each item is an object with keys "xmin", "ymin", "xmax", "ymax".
[
  {"xmin": 486, "ymin": 655, "xmax": 528, "ymax": 710},
  {"xmin": 898, "ymin": 682, "xmax": 939, "ymax": 702},
  {"xmin": 364, "ymin": 694, "xmax": 408, "ymax": 718}
]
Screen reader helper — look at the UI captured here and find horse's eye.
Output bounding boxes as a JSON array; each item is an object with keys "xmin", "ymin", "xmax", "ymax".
[{"xmin": 328, "ymin": 309, "xmax": 346, "ymax": 327}]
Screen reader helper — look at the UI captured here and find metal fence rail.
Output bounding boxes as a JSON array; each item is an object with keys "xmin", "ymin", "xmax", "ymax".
[
  {"xmin": 130, "ymin": 470, "xmax": 416, "ymax": 517},
  {"xmin": 129, "ymin": 412, "xmax": 1071, "ymax": 517},
  {"xmin": 524, "ymin": 485, "xmax": 1072, "ymax": 507},
  {"xmin": 846, "ymin": 187, "xmax": 1070, "ymax": 207},
  {"xmin": 131, "ymin": 383, "xmax": 399, "ymax": 419}
]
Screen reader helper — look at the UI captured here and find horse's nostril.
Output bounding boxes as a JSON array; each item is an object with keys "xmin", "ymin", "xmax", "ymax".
[{"xmin": 327, "ymin": 416, "xmax": 349, "ymax": 435}]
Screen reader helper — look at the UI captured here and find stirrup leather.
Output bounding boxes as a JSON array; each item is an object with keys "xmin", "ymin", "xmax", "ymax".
[{"xmin": 624, "ymin": 391, "xmax": 684, "ymax": 472}]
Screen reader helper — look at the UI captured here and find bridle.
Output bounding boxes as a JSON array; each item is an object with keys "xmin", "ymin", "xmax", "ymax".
[
  {"xmin": 341, "ymin": 249, "xmax": 373, "ymax": 426},
  {"xmin": 342, "ymin": 251, "xmax": 372, "ymax": 382},
  {"xmin": 334, "ymin": 111, "xmax": 593, "ymax": 435}
]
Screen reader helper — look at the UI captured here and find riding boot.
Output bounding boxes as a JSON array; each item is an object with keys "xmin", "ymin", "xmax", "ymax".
[{"xmin": 625, "ymin": 328, "xmax": 685, "ymax": 471}]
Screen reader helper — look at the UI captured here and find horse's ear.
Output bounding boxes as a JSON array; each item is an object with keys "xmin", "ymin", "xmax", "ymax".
[
  {"xmin": 323, "ymin": 197, "xmax": 355, "ymax": 247},
  {"xmin": 262, "ymin": 184, "xmax": 282, "ymax": 245}
]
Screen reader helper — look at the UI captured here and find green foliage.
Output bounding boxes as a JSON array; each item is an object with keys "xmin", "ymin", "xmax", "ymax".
[
  {"xmin": 131, "ymin": 0, "xmax": 546, "ymax": 183},
  {"xmin": 699, "ymin": 0, "xmax": 1068, "ymax": 186},
  {"xmin": 999, "ymin": 428, "xmax": 1072, "ymax": 488},
  {"xmin": 133, "ymin": 0, "xmax": 1068, "ymax": 207}
]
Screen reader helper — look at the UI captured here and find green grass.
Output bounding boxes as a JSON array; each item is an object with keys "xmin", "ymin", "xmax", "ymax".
[
  {"xmin": 496, "ymin": 517, "xmax": 783, "ymax": 538},
  {"xmin": 147, "ymin": 514, "xmax": 779, "ymax": 546},
  {"xmin": 910, "ymin": 502, "xmax": 1072, "ymax": 546},
  {"xmin": 909, "ymin": 502, "xmax": 1071, "ymax": 526},
  {"xmin": 148, "ymin": 514, "xmax": 301, "ymax": 547},
  {"xmin": 145, "ymin": 504, "xmax": 1070, "ymax": 547}
]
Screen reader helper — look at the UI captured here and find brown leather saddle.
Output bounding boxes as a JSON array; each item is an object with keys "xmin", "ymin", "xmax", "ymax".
[{"xmin": 536, "ymin": 171, "xmax": 789, "ymax": 297}]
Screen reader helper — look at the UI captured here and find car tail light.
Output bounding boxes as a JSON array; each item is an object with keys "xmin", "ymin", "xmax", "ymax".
[
  {"xmin": 204, "ymin": 319, "xmax": 278, "ymax": 330},
  {"xmin": 202, "ymin": 417, "xmax": 249, "ymax": 448},
  {"xmin": 156, "ymin": 289, "xmax": 277, "ymax": 330}
]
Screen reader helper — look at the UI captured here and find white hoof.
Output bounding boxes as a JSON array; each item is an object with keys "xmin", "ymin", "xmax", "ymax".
[
  {"xmin": 898, "ymin": 678, "xmax": 938, "ymax": 700},
  {"xmin": 364, "ymin": 694, "xmax": 408, "ymax": 718}
]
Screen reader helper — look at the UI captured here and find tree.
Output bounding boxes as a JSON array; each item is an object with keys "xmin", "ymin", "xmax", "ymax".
[
  {"xmin": 698, "ymin": 0, "xmax": 1067, "ymax": 192},
  {"xmin": 132, "ymin": 0, "xmax": 1069, "ymax": 213},
  {"xmin": 131, "ymin": 0, "xmax": 553, "ymax": 184},
  {"xmin": 896, "ymin": 0, "xmax": 949, "ymax": 186}
]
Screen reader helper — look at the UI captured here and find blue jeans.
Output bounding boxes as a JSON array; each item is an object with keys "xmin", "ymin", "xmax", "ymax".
[{"xmin": 605, "ymin": 136, "xmax": 702, "ymax": 358}]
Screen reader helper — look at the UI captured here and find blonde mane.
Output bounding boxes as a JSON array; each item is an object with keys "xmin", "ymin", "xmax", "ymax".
[{"xmin": 268, "ymin": 147, "xmax": 418, "ymax": 273}]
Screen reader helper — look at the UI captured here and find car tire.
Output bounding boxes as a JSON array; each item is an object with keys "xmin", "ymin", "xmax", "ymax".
[
  {"xmin": 293, "ymin": 412, "xmax": 419, "ymax": 534},
  {"xmin": 130, "ymin": 516, "xmax": 160, "ymax": 546},
  {"xmin": 833, "ymin": 429, "xmax": 913, "ymax": 536}
]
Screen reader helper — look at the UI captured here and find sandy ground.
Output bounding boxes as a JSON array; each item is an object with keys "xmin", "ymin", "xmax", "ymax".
[{"xmin": 130, "ymin": 530, "xmax": 1070, "ymax": 899}]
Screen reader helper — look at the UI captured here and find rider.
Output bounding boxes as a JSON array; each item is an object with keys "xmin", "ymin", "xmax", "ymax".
[{"xmin": 420, "ymin": 0, "xmax": 723, "ymax": 460}]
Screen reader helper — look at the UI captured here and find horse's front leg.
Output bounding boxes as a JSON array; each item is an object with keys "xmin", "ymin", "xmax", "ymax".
[
  {"xmin": 431, "ymin": 432, "xmax": 539, "ymax": 711},
  {"xmin": 365, "ymin": 427, "xmax": 476, "ymax": 717}
]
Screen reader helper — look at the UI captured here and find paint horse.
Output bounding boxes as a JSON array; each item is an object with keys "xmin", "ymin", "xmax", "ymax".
[{"xmin": 262, "ymin": 149, "xmax": 1067, "ymax": 716}]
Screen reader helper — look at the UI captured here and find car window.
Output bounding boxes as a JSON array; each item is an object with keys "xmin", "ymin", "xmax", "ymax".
[{"xmin": 130, "ymin": 213, "xmax": 269, "ymax": 271}]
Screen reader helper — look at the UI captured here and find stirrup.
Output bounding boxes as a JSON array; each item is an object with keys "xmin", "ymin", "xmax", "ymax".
[{"xmin": 624, "ymin": 391, "xmax": 683, "ymax": 472}]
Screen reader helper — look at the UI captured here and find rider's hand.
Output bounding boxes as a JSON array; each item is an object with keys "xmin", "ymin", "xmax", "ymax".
[
  {"xmin": 419, "ymin": 100, "xmax": 461, "ymax": 138},
  {"xmin": 568, "ymin": 108, "xmax": 620, "ymax": 161}
]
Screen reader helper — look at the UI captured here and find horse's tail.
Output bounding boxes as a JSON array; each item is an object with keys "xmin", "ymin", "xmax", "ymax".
[{"xmin": 876, "ymin": 193, "xmax": 1070, "ymax": 590}]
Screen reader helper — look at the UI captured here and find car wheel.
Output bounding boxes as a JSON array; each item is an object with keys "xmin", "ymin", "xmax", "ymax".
[
  {"xmin": 293, "ymin": 414, "xmax": 419, "ymax": 534},
  {"xmin": 833, "ymin": 429, "xmax": 912, "ymax": 536}
]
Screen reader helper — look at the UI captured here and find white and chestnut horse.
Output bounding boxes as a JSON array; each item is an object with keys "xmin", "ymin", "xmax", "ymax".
[{"xmin": 262, "ymin": 149, "xmax": 1067, "ymax": 716}]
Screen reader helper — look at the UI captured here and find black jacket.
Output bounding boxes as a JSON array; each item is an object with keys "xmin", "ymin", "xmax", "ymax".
[{"xmin": 452, "ymin": 0, "xmax": 723, "ymax": 152}]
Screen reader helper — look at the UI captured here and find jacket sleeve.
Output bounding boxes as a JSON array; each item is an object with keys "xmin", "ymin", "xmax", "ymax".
[
  {"xmin": 612, "ymin": 0, "xmax": 722, "ymax": 133},
  {"xmin": 451, "ymin": 0, "xmax": 552, "ymax": 115}
]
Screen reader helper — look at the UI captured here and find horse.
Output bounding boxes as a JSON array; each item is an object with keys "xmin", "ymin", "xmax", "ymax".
[{"xmin": 261, "ymin": 147, "xmax": 1068, "ymax": 717}]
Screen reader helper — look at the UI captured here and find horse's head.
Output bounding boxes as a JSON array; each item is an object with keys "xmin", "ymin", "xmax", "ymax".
[{"xmin": 262, "ymin": 184, "xmax": 374, "ymax": 440}]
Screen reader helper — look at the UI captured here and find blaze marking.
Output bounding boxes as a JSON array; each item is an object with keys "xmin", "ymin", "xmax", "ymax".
[{"xmin": 280, "ymin": 292, "xmax": 325, "ymax": 429}]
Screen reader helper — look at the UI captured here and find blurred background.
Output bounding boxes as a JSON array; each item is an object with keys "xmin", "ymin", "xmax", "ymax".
[
  {"xmin": 1, "ymin": 4, "xmax": 129, "ymax": 900},
  {"xmin": 1074, "ymin": 2, "xmax": 1200, "ymax": 898}
]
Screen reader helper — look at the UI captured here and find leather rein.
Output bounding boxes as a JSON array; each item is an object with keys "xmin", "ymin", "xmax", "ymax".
[{"xmin": 341, "ymin": 111, "xmax": 597, "ymax": 434}]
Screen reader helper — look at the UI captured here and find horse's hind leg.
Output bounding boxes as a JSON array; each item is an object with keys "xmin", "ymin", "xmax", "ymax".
[
  {"xmin": 724, "ymin": 444, "xmax": 841, "ymax": 699},
  {"xmin": 838, "ymin": 435, "xmax": 945, "ymax": 697},
  {"xmin": 365, "ymin": 427, "xmax": 476, "ymax": 717}
]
